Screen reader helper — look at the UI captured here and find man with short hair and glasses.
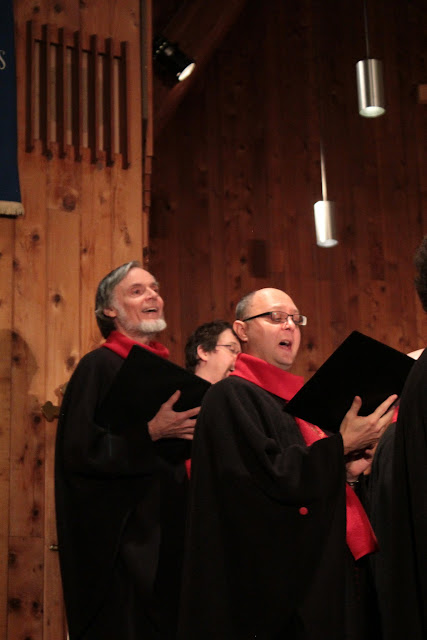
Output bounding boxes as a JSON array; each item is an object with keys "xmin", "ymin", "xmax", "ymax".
[
  {"xmin": 179, "ymin": 287, "xmax": 396, "ymax": 640},
  {"xmin": 185, "ymin": 320, "xmax": 241, "ymax": 384}
]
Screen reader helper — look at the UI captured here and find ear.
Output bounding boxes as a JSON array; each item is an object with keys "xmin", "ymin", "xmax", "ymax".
[
  {"xmin": 103, "ymin": 307, "xmax": 117, "ymax": 319},
  {"xmin": 196, "ymin": 344, "xmax": 209, "ymax": 363},
  {"xmin": 233, "ymin": 320, "xmax": 248, "ymax": 343}
]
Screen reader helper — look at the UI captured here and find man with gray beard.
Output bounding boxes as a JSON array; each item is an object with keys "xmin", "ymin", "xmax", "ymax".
[{"xmin": 55, "ymin": 261, "xmax": 199, "ymax": 640}]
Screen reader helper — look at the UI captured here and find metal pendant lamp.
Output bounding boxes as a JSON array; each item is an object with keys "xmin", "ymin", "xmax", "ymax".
[
  {"xmin": 314, "ymin": 141, "xmax": 338, "ymax": 248},
  {"xmin": 356, "ymin": 0, "xmax": 385, "ymax": 117}
]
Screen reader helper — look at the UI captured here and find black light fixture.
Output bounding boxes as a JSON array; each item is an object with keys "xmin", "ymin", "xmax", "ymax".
[{"xmin": 153, "ymin": 35, "xmax": 196, "ymax": 83}]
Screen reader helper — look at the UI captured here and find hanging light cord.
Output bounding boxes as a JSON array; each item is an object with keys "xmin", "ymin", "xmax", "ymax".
[
  {"xmin": 363, "ymin": 0, "xmax": 371, "ymax": 58},
  {"xmin": 320, "ymin": 139, "xmax": 328, "ymax": 201}
]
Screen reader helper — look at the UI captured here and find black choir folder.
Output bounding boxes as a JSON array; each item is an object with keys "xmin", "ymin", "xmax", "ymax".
[
  {"xmin": 285, "ymin": 331, "xmax": 414, "ymax": 433},
  {"xmin": 97, "ymin": 345, "xmax": 211, "ymax": 428}
]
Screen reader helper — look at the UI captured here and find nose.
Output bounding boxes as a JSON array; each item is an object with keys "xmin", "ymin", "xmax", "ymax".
[{"xmin": 283, "ymin": 316, "xmax": 296, "ymax": 328}]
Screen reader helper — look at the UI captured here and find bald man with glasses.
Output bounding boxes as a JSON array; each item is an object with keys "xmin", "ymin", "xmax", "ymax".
[{"xmin": 178, "ymin": 287, "xmax": 396, "ymax": 640}]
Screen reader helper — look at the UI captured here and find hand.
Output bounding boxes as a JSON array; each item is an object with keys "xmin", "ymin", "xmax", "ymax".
[
  {"xmin": 346, "ymin": 446, "xmax": 375, "ymax": 482},
  {"xmin": 148, "ymin": 390, "xmax": 200, "ymax": 442},
  {"xmin": 339, "ymin": 394, "xmax": 397, "ymax": 455}
]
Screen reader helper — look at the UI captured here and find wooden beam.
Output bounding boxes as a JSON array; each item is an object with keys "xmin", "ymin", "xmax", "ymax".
[{"xmin": 153, "ymin": 0, "xmax": 247, "ymax": 137}]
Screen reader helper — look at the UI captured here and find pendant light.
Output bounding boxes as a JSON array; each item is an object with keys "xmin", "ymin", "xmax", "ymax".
[
  {"xmin": 356, "ymin": 0, "xmax": 385, "ymax": 117},
  {"xmin": 314, "ymin": 140, "xmax": 338, "ymax": 248}
]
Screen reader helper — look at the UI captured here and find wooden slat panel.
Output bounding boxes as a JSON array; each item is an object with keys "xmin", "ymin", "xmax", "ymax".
[
  {"xmin": 39, "ymin": 24, "xmax": 51, "ymax": 157},
  {"xmin": 119, "ymin": 41, "xmax": 130, "ymax": 169},
  {"xmin": 0, "ymin": 219, "xmax": 14, "ymax": 640},
  {"xmin": 104, "ymin": 37, "xmax": 115, "ymax": 167},
  {"xmin": 44, "ymin": 191, "xmax": 80, "ymax": 640},
  {"xmin": 88, "ymin": 34, "xmax": 99, "ymax": 164},
  {"xmin": 56, "ymin": 27, "xmax": 67, "ymax": 158},
  {"xmin": 72, "ymin": 30, "xmax": 83, "ymax": 162},
  {"xmin": 7, "ymin": 537, "xmax": 44, "ymax": 640},
  {"xmin": 151, "ymin": 0, "xmax": 427, "ymax": 370}
]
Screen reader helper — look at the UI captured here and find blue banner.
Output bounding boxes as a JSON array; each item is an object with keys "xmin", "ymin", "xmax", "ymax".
[{"xmin": 0, "ymin": 0, "xmax": 24, "ymax": 216}]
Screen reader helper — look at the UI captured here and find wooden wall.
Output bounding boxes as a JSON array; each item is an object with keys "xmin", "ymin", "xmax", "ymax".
[
  {"xmin": 150, "ymin": 0, "xmax": 427, "ymax": 375},
  {"xmin": 0, "ymin": 0, "xmax": 149, "ymax": 637}
]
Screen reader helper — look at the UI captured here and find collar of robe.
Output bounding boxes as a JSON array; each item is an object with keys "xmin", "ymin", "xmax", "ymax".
[
  {"xmin": 231, "ymin": 352, "xmax": 378, "ymax": 560},
  {"xmin": 102, "ymin": 329, "xmax": 170, "ymax": 360}
]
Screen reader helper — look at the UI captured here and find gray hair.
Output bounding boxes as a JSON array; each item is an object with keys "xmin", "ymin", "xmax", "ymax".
[
  {"xmin": 95, "ymin": 261, "xmax": 143, "ymax": 337},
  {"xmin": 235, "ymin": 291, "xmax": 257, "ymax": 320}
]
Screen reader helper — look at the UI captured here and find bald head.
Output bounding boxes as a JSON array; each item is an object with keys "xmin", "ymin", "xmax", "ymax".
[{"xmin": 233, "ymin": 288, "xmax": 303, "ymax": 370}]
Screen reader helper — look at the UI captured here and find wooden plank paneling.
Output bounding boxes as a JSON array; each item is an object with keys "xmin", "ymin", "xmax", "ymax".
[
  {"xmin": 0, "ymin": 219, "xmax": 14, "ymax": 639},
  {"xmin": 3, "ymin": 1, "xmax": 148, "ymax": 638},
  {"xmin": 151, "ymin": 0, "xmax": 427, "ymax": 373},
  {"xmin": 7, "ymin": 537, "xmax": 44, "ymax": 640}
]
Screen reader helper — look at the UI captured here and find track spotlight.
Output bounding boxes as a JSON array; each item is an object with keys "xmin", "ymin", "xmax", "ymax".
[{"xmin": 153, "ymin": 35, "xmax": 196, "ymax": 83}]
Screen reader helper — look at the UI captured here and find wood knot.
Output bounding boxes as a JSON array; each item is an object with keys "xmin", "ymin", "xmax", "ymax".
[
  {"xmin": 8, "ymin": 597, "xmax": 21, "ymax": 611},
  {"xmin": 52, "ymin": 293, "xmax": 62, "ymax": 305},
  {"xmin": 62, "ymin": 193, "xmax": 76, "ymax": 211},
  {"xmin": 31, "ymin": 232, "xmax": 40, "ymax": 243},
  {"xmin": 66, "ymin": 355, "xmax": 76, "ymax": 370}
]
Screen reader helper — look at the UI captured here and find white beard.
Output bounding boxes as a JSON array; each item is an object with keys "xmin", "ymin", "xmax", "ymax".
[
  {"xmin": 137, "ymin": 318, "xmax": 167, "ymax": 334},
  {"xmin": 115, "ymin": 309, "xmax": 167, "ymax": 338}
]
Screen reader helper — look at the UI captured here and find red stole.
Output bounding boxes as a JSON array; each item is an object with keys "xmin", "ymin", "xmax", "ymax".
[
  {"xmin": 102, "ymin": 329, "xmax": 170, "ymax": 360},
  {"xmin": 231, "ymin": 353, "xmax": 378, "ymax": 560}
]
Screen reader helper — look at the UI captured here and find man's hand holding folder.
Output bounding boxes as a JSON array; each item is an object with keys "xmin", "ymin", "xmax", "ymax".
[{"xmin": 148, "ymin": 390, "xmax": 200, "ymax": 441}]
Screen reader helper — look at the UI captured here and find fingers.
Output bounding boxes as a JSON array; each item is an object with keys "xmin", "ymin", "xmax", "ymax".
[
  {"xmin": 163, "ymin": 390, "xmax": 181, "ymax": 408},
  {"xmin": 162, "ymin": 392, "xmax": 200, "ymax": 418},
  {"xmin": 179, "ymin": 405, "xmax": 201, "ymax": 419},
  {"xmin": 372, "ymin": 393, "xmax": 398, "ymax": 419},
  {"xmin": 345, "ymin": 395, "xmax": 362, "ymax": 417}
]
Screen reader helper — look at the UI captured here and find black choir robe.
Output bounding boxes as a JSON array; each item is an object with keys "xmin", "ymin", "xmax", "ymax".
[
  {"xmin": 55, "ymin": 346, "xmax": 189, "ymax": 640},
  {"xmin": 178, "ymin": 375, "xmax": 349, "ymax": 640},
  {"xmin": 390, "ymin": 349, "xmax": 427, "ymax": 639}
]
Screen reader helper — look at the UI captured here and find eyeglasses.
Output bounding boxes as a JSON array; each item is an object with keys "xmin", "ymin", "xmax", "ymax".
[
  {"xmin": 215, "ymin": 344, "xmax": 241, "ymax": 355},
  {"xmin": 242, "ymin": 311, "xmax": 307, "ymax": 326}
]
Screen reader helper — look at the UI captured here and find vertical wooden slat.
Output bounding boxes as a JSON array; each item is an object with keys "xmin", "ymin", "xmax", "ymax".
[
  {"xmin": 104, "ymin": 38, "xmax": 115, "ymax": 167},
  {"xmin": 56, "ymin": 28, "xmax": 67, "ymax": 158},
  {"xmin": 72, "ymin": 30, "xmax": 83, "ymax": 162},
  {"xmin": 88, "ymin": 34, "xmax": 99, "ymax": 164},
  {"xmin": 119, "ymin": 41, "xmax": 130, "ymax": 169},
  {"xmin": 7, "ymin": 537, "xmax": 44, "ymax": 640},
  {"xmin": 0, "ymin": 219, "xmax": 14, "ymax": 640},
  {"xmin": 44, "ymin": 185, "xmax": 80, "ymax": 640},
  {"xmin": 109, "ymin": 0, "xmax": 143, "ymax": 267},
  {"xmin": 39, "ymin": 24, "xmax": 51, "ymax": 157}
]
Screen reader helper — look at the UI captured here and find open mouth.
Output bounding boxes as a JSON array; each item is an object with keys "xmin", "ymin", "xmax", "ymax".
[
  {"xmin": 279, "ymin": 339, "xmax": 291, "ymax": 348},
  {"xmin": 143, "ymin": 307, "xmax": 159, "ymax": 314}
]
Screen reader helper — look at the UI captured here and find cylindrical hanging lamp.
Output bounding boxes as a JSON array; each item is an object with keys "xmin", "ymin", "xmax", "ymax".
[
  {"xmin": 356, "ymin": 58, "xmax": 385, "ymax": 117},
  {"xmin": 356, "ymin": 0, "xmax": 385, "ymax": 118},
  {"xmin": 313, "ymin": 141, "xmax": 338, "ymax": 248},
  {"xmin": 314, "ymin": 201, "xmax": 338, "ymax": 247}
]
